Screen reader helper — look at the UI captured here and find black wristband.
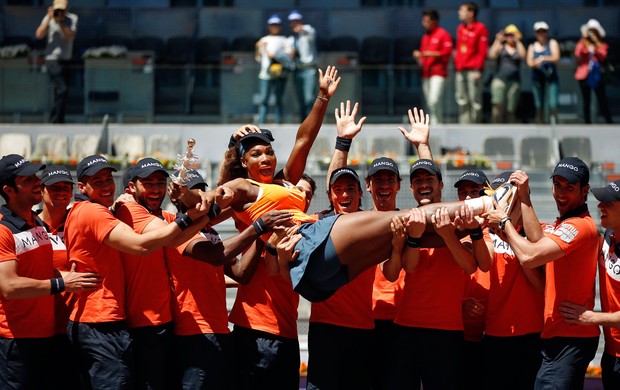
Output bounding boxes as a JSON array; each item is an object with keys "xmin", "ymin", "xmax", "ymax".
[
  {"xmin": 335, "ymin": 136, "xmax": 352, "ymax": 152},
  {"xmin": 207, "ymin": 203, "xmax": 221, "ymax": 221},
  {"xmin": 50, "ymin": 277, "xmax": 65, "ymax": 294},
  {"xmin": 174, "ymin": 213, "xmax": 193, "ymax": 230},
  {"xmin": 498, "ymin": 216, "xmax": 512, "ymax": 232},
  {"xmin": 406, "ymin": 235, "xmax": 422, "ymax": 248},
  {"xmin": 228, "ymin": 135, "xmax": 237, "ymax": 149},
  {"xmin": 252, "ymin": 218, "xmax": 268, "ymax": 236},
  {"xmin": 265, "ymin": 243, "xmax": 278, "ymax": 256},
  {"xmin": 469, "ymin": 226, "xmax": 484, "ymax": 241}
]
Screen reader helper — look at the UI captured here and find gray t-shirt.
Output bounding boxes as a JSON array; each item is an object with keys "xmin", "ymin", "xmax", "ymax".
[
  {"xmin": 287, "ymin": 24, "xmax": 317, "ymax": 66},
  {"xmin": 43, "ymin": 12, "xmax": 78, "ymax": 61}
]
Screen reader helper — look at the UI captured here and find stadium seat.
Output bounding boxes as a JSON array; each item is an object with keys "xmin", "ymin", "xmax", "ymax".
[
  {"xmin": 33, "ymin": 133, "xmax": 69, "ymax": 160},
  {"xmin": 1, "ymin": 35, "xmax": 34, "ymax": 48},
  {"xmin": 360, "ymin": 36, "xmax": 392, "ymax": 64},
  {"xmin": 483, "ymin": 136, "xmax": 516, "ymax": 169},
  {"xmin": 560, "ymin": 137, "xmax": 592, "ymax": 166},
  {"xmin": 231, "ymin": 36, "xmax": 257, "ymax": 52},
  {"xmin": 100, "ymin": 35, "xmax": 133, "ymax": 49},
  {"xmin": 70, "ymin": 134, "xmax": 100, "ymax": 161},
  {"xmin": 164, "ymin": 36, "xmax": 194, "ymax": 64},
  {"xmin": 146, "ymin": 134, "xmax": 181, "ymax": 161},
  {"xmin": 112, "ymin": 134, "xmax": 145, "ymax": 162},
  {"xmin": 393, "ymin": 37, "xmax": 418, "ymax": 65},
  {"xmin": 195, "ymin": 36, "xmax": 229, "ymax": 64},
  {"xmin": 520, "ymin": 136, "xmax": 551, "ymax": 169},
  {"xmin": 0, "ymin": 133, "xmax": 32, "ymax": 159},
  {"xmin": 307, "ymin": 136, "xmax": 332, "ymax": 171},
  {"xmin": 132, "ymin": 36, "xmax": 165, "ymax": 62},
  {"xmin": 348, "ymin": 136, "xmax": 368, "ymax": 165},
  {"xmin": 327, "ymin": 36, "xmax": 359, "ymax": 52},
  {"xmin": 368, "ymin": 136, "xmax": 404, "ymax": 160}
]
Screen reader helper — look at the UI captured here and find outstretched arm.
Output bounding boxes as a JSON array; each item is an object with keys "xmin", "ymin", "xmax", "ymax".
[
  {"xmin": 398, "ymin": 107, "xmax": 433, "ymax": 160},
  {"xmin": 281, "ymin": 66, "xmax": 341, "ymax": 183},
  {"xmin": 382, "ymin": 215, "xmax": 407, "ymax": 282},
  {"xmin": 325, "ymin": 100, "xmax": 366, "ymax": 190},
  {"xmin": 432, "ymin": 207, "xmax": 477, "ymax": 274},
  {"xmin": 560, "ymin": 302, "xmax": 620, "ymax": 327}
]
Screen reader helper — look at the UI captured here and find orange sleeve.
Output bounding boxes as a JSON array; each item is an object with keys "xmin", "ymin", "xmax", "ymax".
[
  {"xmin": 544, "ymin": 219, "xmax": 586, "ymax": 255},
  {"xmin": 85, "ymin": 203, "xmax": 121, "ymax": 243},
  {"xmin": 0, "ymin": 225, "xmax": 16, "ymax": 263},
  {"xmin": 115, "ymin": 203, "xmax": 156, "ymax": 234}
]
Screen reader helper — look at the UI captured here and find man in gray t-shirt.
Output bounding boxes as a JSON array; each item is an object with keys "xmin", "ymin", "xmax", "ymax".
[
  {"xmin": 35, "ymin": 0, "xmax": 78, "ymax": 124},
  {"xmin": 287, "ymin": 10, "xmax": 318, "ymax": 122}
]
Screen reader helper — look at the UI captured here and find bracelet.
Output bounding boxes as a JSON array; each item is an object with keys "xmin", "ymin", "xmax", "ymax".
[
  {"xmin": 207, "ymin": 203, "xmax": 221, "ymax": 221},
  {"xmin": 469, "ymin": 226, "xmax": 484, "ymax": 241},
  {"xmin": 406, "ymin": 235, "xmax": 422, "ymax": 248},
  {"xmin": 335, "ymin": 136, "xmax": 352, "ymax": 152},
  {"xmin": 50, "ymin": 277, "xmax": 65, "ymax": 294},
  {"xmin": 498, "ymin": 216, "xmax": 512, "ymax": 232},
  {"xmin": 174, "ymin": 213, "xmax": 193, "ymax": 230},
  {"xmin": 316, "ymin": 95, "xmax": 329, "ymax": 102},
  {"xmin": 252, "ymin": 218, "xmax": 268, "ymax": 236},
  {"xmin": 265, "ymin": 243, "xmax": 278, "ymax": 256}
]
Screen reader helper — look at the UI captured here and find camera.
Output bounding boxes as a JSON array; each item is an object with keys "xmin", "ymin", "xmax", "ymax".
[{"xmin": 53, "ymin": 9, "xmax": 64, "ymax": 17}]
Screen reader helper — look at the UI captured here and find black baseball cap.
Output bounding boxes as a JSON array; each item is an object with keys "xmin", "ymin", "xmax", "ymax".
[
  {"xmin": 0, "ymin": 154, "xmax": 45, "ymax": 184},
  {"xmin": 551, "ymin": 157, "xmax": 589, "ymax": 184},
  {"xmin": 409, "ymin": 159, "xmax": 442, "ymax": 182},
  {"xmin": 454, "ymin": 170, "xmax": 489, "ymax": 188},
  {"xmin": 76, "ymin": 155, "xmax": 117, "ymax": 181},
  {"xmin": 132, "ymin": 158, "xmax": 169, "ymax": 180},
  {"xmin": 591, "ymin": 180, "xmax": 620, "ymax": 202},
  {"xmin": 41, "ymin": 164, "xmax": 73, "ymax": 186},
  {"xmin": 329, "ymin": 167, "xmax": 361, "ymax": 188},
  {"xmin": 173, "ymin": 169, "xmax": 207, "ymax": 190},
  {"xmin": 237, "ymin": 129, "xmax": 275, "ymax": 155},
  {"xmin": 122, "ymin": 165, "xmax": 135, "ymax": 189},
  {"xmin": 491, "ymin": 171, "xmax": 514, "ymax": 190},
  {"xmin": 366, "ymin": 157, "xmax": 401, "ymax": 181}
]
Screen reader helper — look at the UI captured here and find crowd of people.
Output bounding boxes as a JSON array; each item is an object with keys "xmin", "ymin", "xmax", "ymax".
[
  {"xmin": 1, "ymin": 61, "xmax": 619, "ymax": 390},
  {"xmin": 253, "ymin": 3, "xmax": 614, "ymax": 125}
]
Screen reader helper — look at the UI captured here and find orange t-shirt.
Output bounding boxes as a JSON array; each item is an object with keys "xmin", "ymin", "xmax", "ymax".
[
  {"xmin": 462, "ymin": 269, "xmax": 490, "ymax": 342},
  {"xmin": 541, "ymin": 213, "xmax": 600, "ymax": 339},
  {"xmin": 234, "ymin": 179, "xmax": 317, "ymax": 234},
  {"xmin": 485, "ymin": 233, "xmax": 544, "ymax": 337},
  {"xmin": 163, "ymin": 211, "xmax": 229, "ymax": 335},
  {"xmin": 65, "ymin": 200, "xmax": 124, "ymax": 323},
  {"xmin": 0, "ymin": 211, "xmax": 54, "ymax": 338},
  {"xmin": 40, "ymin": 213, "xmax": 74, "ymax": 335},
  {"xmin": 372, "ymin": 266, "xmax": 405, "ymax": 321},
  {"xmin": 395, "ymin": 247, "xmax": 465, "ymax": 330},
  {"xmin": 599, "ymin": 229, "xmax": 620, "ymax": 356},
  {"xmin": 310, "ymin": 267, "xmax": 375, "ymax": 329},
  {"xmin": 115, "ymin": 202, "xmax": 172, "ymax": 328},
  {"xmin": 229, "ymin": 259, "xmax": 300, "ymax": 339}
]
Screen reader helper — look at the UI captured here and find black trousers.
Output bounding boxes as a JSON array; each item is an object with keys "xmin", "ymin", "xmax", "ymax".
[{"xmin": 46, "ymin": 60, "xmax": 70, "ymax": 124}]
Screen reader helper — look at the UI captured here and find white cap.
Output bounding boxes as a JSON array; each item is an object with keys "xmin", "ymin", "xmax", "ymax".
[
  {"xmin": 267, "ymin": 14, "xmax": 282, "ymax": 25},
  {"xmin": 533, "ymin": 21, "xmax": 549, "ymax": 31},
  {"xmin": 580, "ymin": 19, "xmax": 606, "ymax": 38},
  {"xmin": 288, "ymin": 10, "xmax": 303, "ymax": 21}
]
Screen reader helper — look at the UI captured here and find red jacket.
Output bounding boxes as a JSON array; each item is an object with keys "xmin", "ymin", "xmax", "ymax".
[
  {"xmin": 454, "ymin": 21, "xmax": 488, "ymax": 71},
  {"xmin": 419, "ymin": 26, "xmax": 453, "ymax": 78},
  {"xmin": 574, "ymin": 40, "xmax": 608, "ymax": 81}
]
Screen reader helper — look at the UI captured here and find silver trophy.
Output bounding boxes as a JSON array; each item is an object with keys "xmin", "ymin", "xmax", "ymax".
[{"xmin": 170, "ymin": 138, "xmax": 198, "ymax": 186}]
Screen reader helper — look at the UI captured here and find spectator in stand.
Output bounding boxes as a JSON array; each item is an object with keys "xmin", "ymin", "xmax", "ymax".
[
  {"xmin": 414, "ymin": 9, "xmax": 453, "ymax": 125},
  {"xmin": 527, "ymin": 21, "xmax": 561, "ymax": 124},
  {"xmin": 454, "ymin": 2, "xmax": 488, "ymax": 124},
  {"xmin": 255, "ymin": 14, "xmax": 290, "ymax": 125},
  {"xmin": 488, "ymin": 24, "xmax": 526, "ymax": 123},
  {"xmin": 574, "ymin": 19, "xmax": 613, "ymax": 124},
  {"xmin": 287, "ymin": 10, "xmax": 319, "ymax": 122},
  {"xmin": 35, "ymin": 0, "xmax": 77, "ymax": 124},
  {"xmin": 560, "ymin": 179, "xmax": 620, "ymax": 389}
]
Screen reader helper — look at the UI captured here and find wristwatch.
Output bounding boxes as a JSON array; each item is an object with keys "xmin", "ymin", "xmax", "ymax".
[{"xmin": 498, "ymin": 216, "xmax": 512, "ymax": 232}]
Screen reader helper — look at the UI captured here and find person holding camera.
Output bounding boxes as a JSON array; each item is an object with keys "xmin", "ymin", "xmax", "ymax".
[
  {"xmin": 488, "ymin": 24, "xmax": 526, "ymax": 123},
  {"xmin": 574, "ymin": 19, "xmax": 613, "ymax": 124},
  {"xmin": 527, "ymin": 21, "xmax": 561, "ymax": 124},
  {"xmin": 35, "ymin": 0, "xmax": 78, "ymax": 124}
]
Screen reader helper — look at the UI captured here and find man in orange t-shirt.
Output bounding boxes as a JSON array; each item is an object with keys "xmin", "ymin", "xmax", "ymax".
[
  {"xmin": 306, "ymin": 167, "xmax": 376, "ymax": 390},
  {"xmin": 65, "ymin": 155, "xmax": 210, "ymax": 389},
  {"xmin": 481, "ymin": 171, "xmax": 544, "ymax": 390},
  {"xmin": 0, "ymin": 154, "xmax": 99, "ymax": 389},
  {"xmin": 560, "ymin": 179, "xmax": 620, "ymax": 388},
  {"xmin": 484, "ymin": 158, "xmax": 600, "ymax": 389}
]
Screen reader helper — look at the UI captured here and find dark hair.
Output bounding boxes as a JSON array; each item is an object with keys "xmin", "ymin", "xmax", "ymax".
[
  {"xmin": 0, "ymin": 177, "xmax": 16, "ymax": 203},
  {"xmin": 300, "ymin": 173, "xmax": 316, "ymax": 195},
  {"xmin": 217, "ymin": 147, "xmax": 248, "ymax": 186},
  {"xmin": 423, "ymin": 9, "xmax": 439, "ymax": 21},
  {"xmin": 461, "ymin": 2, "xmax": 478, "ymax": 18}
]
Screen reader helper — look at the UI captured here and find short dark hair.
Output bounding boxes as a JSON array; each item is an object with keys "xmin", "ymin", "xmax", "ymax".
[
  {"xmin": 300, "ymin": 173, "xmax": 316, "ymax": 195},
  {"xmin": 0, "ymin": 177, "xmax": 16, "ymax": 203},
  {"xmin": 423, "ymin": 9, "xmax": 439, "ymax": 21},
  {"xmin": 462, "ymin": 2, "xmax": 479, "ymax": 18}
]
